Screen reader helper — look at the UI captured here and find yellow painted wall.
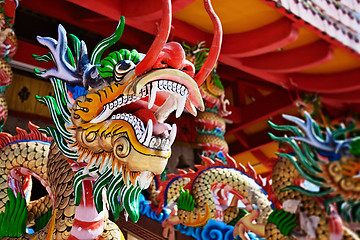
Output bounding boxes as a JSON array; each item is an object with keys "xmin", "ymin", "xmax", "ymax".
[{"xmin": 5, "ymin": 72, "xmax": 53, "ymax": 118}]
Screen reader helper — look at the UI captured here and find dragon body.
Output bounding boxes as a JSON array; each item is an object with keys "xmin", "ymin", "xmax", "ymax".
[
  {"xmin": 184, "ymin": 42, "xmax": 230, "ymax": 162},
  {"xmin": 147, "ymin": 112, "xmax": 360, "ymax": 240},
  {"xmin": 0, "ymin": 126, "xmax": 75, "ymax": 239},
  {"xmin": 155, "ymin": 155, "xmax": 274, "ymax": 240},
  {"xmin": 265, "ymin": 112, "xmax": 360, "ymax": 240},
  {"xmin": 0, "ymin": 0, "xmax": 18, "ymax": 127}
]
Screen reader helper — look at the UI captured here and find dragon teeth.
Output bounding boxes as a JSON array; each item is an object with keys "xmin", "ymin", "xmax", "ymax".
[
  {"xmin": 110, "ymin": 112, "xmax": 176, "ymax": 151},
  {"xmin": 91, "ymin": 80, "xmax": 187, "ymax": 151},
  {"xmin": 148, "ymin": 137, "xmax": 171, "ymax": 150},
  {"xmin": 176, "ymin": 95, "xmax": 187, "ymax": 118},
  {"xmin": 168, "ymin": 124, "xmax": 177, "ymax": 146},
  {"xmin": 148, "ymin": 81, "xmax": 157, "ymax": 109},
  {"xmin": 92, "ymin": 80, "xmax": 188, "ymax": 124},
  {"xmin": 139, "ymin": 119, "xmax": 153, "ymax": 146}
]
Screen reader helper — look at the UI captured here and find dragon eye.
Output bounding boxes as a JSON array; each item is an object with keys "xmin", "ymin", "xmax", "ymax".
[{"xmin": 114, "ymin": 60, "xmax": 135, "ymax": 81}]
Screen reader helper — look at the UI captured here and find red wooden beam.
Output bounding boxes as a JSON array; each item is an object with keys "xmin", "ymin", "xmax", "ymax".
[
  {"xmin": 19, "ymin": 0, "xmax": 156, "ymax": 52},
  {"xmin": 234, "ymin": 82, "xmax": 247, "ymax": 107},
  {"xmin": 242, "ymin": 40, "xmax": 333, "ymax": 73},
  {"xmin": 322, "ymin": 90, "xmax": 360, "ymax": 103},
  {"xmin": 226, "ymin": 90, "xmax": 294, "ymax": 128},
  {"xmin": 288, "ymin": 68, "xmax": 360, "ymax": 94},
  {"xmin": 219, "ymin": 55, "xmax": 289, "ymax": 87},
  {"xmin": 66, "ymin": 0, "xmax": 195, "ymax": 21},
  {"xmin": 244, "ymin": 86, "xmax": 265, "ymax": 101},
  {"xmin": 221, "ymin": 18, "xmax": 298, "ymax": 57},
  {"xmin": 234, "ymin": 131, "xmax": 250, "ymax": 149},
  {"xmin": 251, "ymin": 149, "xmax": 273, "ymax": 170},
  {"xmin": 65, "ymin": 0, "xmax": 208, "ymax": 45},
  {"xmin": 218, "ymin": 70, "xmax": 281, "ymax": 92},
  {"xmin": 217, "ymin": 64, "xmax": 264, "ymax": 82},
  {"xmin": 228, "ymin": 128, "xmax": 272, "ymax": 156},
  {"xmin": 13, "ymin": 40, "xmax": 54, "ymax": 70},
  {"xmin": 228, "ymin": 115, "xmax": 291, "ymax": 156}
]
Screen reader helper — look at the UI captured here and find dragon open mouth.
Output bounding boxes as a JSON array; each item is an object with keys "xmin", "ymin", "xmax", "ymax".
[{"xmin": 88, "ymin": 68, "xmax": 202, "ymax": 152}]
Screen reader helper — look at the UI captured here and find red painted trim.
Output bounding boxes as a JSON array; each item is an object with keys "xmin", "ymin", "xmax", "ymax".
[
  {"xmin": 64, "ymin": 0, "xmax": 206, "ymax": 45},
  {"xmin": 72, "ymin": 218, "xmax": 103, "ymax": 230},
  {"xmin": 244, "ymin": 86, "xmax": 265, "ymax": 101},
  {"xmin": 219, "ymin": 55, "xmax": 288, "ymax": 87},
  {"xmin": 234, "ymin": 132, "xmax": 249, "ymax": 149},
  {"xmin": 20, "ymin": 0, "xmax": 155, "ymax": 52},
  {"xmin": 226, "ymin": 90, "xmax": 294, "ymax": 127},
  {"xmin": 14, "ymin": 40, "xmax": 54, "ymax": 69},
  {"xmin": 322, "ymin": 90, "xmax": 360, "ymax": 103},
  {"xmin": 221, "ymin": 18, "xmax": 298, "ymax": 57},
  {"xmin": 229, "ymin": 129, "xmax": 272, "ymax": 156},
  {"xmin": 217, "ymin": 66, "xmax": 280, "ymax": 91},
  {"xmin": 251, "ymin": 150, "xmax": 273, "ymax": 170},
  {"xmin": 66, "ymin": 0, "xmax": 195, "ymax": 21},
  {"xmin": 228, "ymin": 115, "xmax": 290, "ymax": 156},
  {"xmin": 289, "ymin": 68, "xmax": 360, "ymax": 94},
  {"xmin": 260, "ymin": 0, "xmax": 360, "ymax": 60},
  {"xmin": 242, "ymin": 40, "xmax": 334, "ymax": 73},
  {"xmin": 65, "ymin": 0, "xmax": 121, "ymax": 20}
]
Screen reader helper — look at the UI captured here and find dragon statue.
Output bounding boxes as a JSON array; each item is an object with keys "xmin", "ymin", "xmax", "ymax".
[
  {"xmin": 155, "ymin": 154, "xmax": 273, "ymax": 240},
  {"xmin": 147, "ymin": 42, "xmax": 276, "ymax": 240},
  {"xmin": 183, "ymin": 42, "xmax": 231, "ymax": 162},
  {"xmin": 267, "ymin": 112, "xmax": 360, "ymax": 240},
  {"xmin": 0, "ymin": 0, "xmax": 18, "ymax": 128},
  {"xmin": 147, "ymin": 112, "xmax": 360, "ymax": 240},
  {"xmin": 0, "ymin": 0, "xmax": 223, "ymax": 239}
]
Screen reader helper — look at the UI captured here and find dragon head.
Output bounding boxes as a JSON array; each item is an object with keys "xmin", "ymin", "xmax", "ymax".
[
  {"xmin": 270, "ymin": 112, "xmax": 360, "ymax": 210},
  {"xmin": 35, "ymin": 0, "xmax": 222, "ymax": 222}
]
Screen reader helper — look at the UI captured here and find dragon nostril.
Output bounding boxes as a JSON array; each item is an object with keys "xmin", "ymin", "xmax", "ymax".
[
  {"xmin": 182, "ymin": 60, "xmax": 195, "ymax": 78},
  {"xmin": 153, "ymin": 42, "xmax": 189, "ymax": 70}
]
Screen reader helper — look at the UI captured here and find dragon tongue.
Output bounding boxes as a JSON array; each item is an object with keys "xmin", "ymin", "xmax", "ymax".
[
  {"xmin": 132, "ymin": 108, "xmax": 158, "ymax": 125},
  {"xmin": 153, "ymin": 123, "xmax": 172, "ymax": 136}
]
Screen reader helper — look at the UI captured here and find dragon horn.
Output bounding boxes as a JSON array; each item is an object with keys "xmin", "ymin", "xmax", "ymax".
[
  {"xmin": 194, "ymin": 0, "xmax": 223, "ymax": 86},
  {"xmin": 134, "ymin": 0, "xmax": 171, "ymax": 76}
]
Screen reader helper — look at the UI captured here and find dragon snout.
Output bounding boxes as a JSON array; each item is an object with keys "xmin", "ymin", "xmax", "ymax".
[{"xmin": 153, "ymin": 42, "xmax": 195, "ymax": 78}]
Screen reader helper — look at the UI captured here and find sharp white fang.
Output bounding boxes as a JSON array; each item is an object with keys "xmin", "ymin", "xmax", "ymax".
[
  {"xmin": 168, "ymin": 124, "xmax": 177, "ymax": 146},
  {"xmin": 189, "ymin": 101, "xmax": 197, "ymax": 116},
  {"xmin": 91, "ymin": 104, "xmax": 113, "ymax": 123},
  {"xmin": 148, "ymin": 82, "xmax": 157, "ymax": 109},
  {"xmin": 353, "ymin": 174, "xmax": 360, "ymax": 179},
  {"xmin": 139, "ymin": 119, "xmax": 153, "ymax": 146},
  {"xmin": 176, "ymin": 95, "xmax": 187, "ymax": 118}
]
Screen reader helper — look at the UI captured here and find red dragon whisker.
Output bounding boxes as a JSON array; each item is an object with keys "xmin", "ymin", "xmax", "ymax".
[
  {"xmin": 135, "ymin": 0, "xmax": 172, "ymax": 76},
  {"xmin": 194, "ymin": 0, "xmax": 223, "ymax": 86}
]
